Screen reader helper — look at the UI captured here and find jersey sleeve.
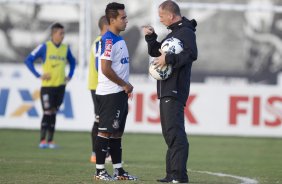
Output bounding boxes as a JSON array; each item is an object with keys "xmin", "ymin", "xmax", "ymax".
[
  {"xmin": 66, "ymin": 46, "xmax": 76, "ymax": 79},
  {"xmin": 100, "ymin": 37, "xmax": 114, "ymax": 61},
  {"xmin": 24, "ymin": 44, "xmax": 46, "ymax": 78}
]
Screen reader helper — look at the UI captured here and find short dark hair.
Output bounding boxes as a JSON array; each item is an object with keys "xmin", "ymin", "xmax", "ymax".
[
  {"xmin": 105, "ymin": 2, "xmax": 125, "ymax": 24},
  {"xmin": 98, "ymin": 15, "xmax": 108, "ymax": 30},
  {"xmin": 159, "ymin": 0, "xmax": 181, "ymax": 16},
  {"xmin": 51, "ymin": 22, "xmax": 64, "ymax": 34}
]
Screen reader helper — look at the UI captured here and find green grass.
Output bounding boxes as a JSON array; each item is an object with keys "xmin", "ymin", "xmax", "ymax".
[{"xmin": 0, "ymin": 129, "xmax": 282, "ymax": 184}]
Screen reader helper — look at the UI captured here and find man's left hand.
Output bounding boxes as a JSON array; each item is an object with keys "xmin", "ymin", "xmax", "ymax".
[{"xmin": 154, "ymin": 49, "xmax": 167, "ymax": 68}]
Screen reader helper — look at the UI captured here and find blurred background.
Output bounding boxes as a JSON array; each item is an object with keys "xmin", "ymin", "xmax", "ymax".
[{"xmin": 1, "ymin": 0, "xmax": 282, "ymax": 137}]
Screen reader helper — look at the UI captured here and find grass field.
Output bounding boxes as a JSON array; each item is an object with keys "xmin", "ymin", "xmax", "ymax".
[{"xmin": 0, "ymin": 129, "xmax": 282, "ymax": 184}]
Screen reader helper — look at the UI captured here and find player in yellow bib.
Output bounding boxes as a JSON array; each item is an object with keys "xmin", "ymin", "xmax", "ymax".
[
  {"xmin": 88, "ymin": 16, "xmax": 110, "ymax": 163},
  {"xmin": 25, "ymin": 23, "xmax": 76, "ymax": 149}
]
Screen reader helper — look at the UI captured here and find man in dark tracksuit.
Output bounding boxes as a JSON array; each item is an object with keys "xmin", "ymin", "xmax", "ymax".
[{"xmin": 143, "ymin": 1, "xmax": 197, "ymax": 183}]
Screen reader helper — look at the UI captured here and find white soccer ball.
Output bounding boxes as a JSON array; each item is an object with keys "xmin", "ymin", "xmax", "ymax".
[
  {"xmin": 149, "ymin": 60, "xmax": 172, "ymax": 80},
  {"xmin": 161, "ymin": 37, "xmax": 184, "ymax": 54},
  {"xmin": 149, "ymin": 37, "xmax": 183, "ymax": 80}
]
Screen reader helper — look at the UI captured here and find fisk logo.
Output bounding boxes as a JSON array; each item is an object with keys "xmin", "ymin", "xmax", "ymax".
[{"xmin": 0, "ymin": 88, "xmax": 73, "ymax": 118}]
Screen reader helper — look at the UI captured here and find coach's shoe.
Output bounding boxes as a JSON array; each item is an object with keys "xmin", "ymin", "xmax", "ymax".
[
  {"xmin": 48, "ymin": 141, "xmax": 58, "ymax": 149},
  {"xmin": 38, "ymin": 140, "xmax": 48, "ymax": 149},
  {"xmin": 172, "ymin": 179, "xmax": 189, "ymax": 183},
  {"xmin": 156, "ymin": 176, "xmax": 173, "ymax": 182},
  {"xmin": 90, "ymin": 155, "xmax": 96, "ymax": 163},
  {"xmin": 113, "ymin": 168, "xmax": 137, "ymax": 180},
  {"xmin": 94, "ymin": 169, "xmax": 114, "ymax": 181}
]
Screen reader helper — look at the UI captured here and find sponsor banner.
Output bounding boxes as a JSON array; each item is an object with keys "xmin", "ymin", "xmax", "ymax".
[
  {"xmin": 2, "ymin": 1, "xmax": 282, "ymax": 84},
  {"xmin": 0, "ymin": 65, "xmax": 282, "ymax": 137}
]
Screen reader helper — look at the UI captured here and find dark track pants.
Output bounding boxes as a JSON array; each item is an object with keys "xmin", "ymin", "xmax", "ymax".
[{"xmin": 160, "ymin": 97, "xmax": 189, "ymax": 182}]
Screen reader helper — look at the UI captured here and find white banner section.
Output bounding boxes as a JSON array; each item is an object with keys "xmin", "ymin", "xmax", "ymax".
[{"xmin": 0, "ymin": 65, "xmax": 282, "ymax": 137}]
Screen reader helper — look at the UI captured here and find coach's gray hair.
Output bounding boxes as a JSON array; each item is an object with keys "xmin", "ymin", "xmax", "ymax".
[{"xmin": 159, "ymin": 0, "xmax": 181, "ymax": 16}]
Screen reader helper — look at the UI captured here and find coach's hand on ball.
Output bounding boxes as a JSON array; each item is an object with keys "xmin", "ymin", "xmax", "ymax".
[{"xmin": 154, "ymin": 49, "xmax": 166, "ymax": 68}]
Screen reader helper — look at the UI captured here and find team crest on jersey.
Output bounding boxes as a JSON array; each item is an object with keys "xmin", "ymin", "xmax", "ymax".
[
  {"xmin": 104, "ymin": 39, "xmax": 113, "ymax": 57},
  {"xmin": 112, "ymin": 119, "xmax": 120, "ymax": 129}
]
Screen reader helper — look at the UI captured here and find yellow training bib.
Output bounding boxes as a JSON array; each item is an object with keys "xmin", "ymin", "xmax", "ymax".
[
  {"xmin": 88, "ymin": 36, "xmax": 101, "ymax": 90},
  {"xmin": 42, "ymin": 41, "xmax": 68, "ymax": 87}
]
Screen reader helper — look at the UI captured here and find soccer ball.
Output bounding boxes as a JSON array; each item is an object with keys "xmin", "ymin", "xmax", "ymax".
[
  {"xmin": 161, "ymin": 37, "xmax": 184, "ymax": 54},
  {"xmin": 149, "ymin": 60, "xmax": 172, "ymax": 80},
  {"xmin": 149, "ymin": 37, "xmax": 183, "ymax": 80}
]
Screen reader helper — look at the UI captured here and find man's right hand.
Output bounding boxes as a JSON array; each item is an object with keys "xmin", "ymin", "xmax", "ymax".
[
  {"xmin": 123, "ymin": 83, "xmax": 133, "ymax": 94},
  {"xmin": 41, "ymin": 73, "xmax": 51, "ymax": 81},
  {"xmin": 142, "ymin": 25, "xmax": 154, "ymax": 35}
]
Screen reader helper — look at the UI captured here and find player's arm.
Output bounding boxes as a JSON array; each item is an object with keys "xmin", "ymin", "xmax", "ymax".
[
  {"xmin": 66, "ymin": 46, "xmax": 76, "ymax": 81},
  {"xmin": 165, "ymin": 29, "xmax": 198, "ymax": 69},
  {"xmin": 24, "ymin": 44, "xmax": 46, "ymax": 78},
  {"xmin": 101, "ymin": 59, "xmax": 133, "ymax": 93},
  {"xmin": 143, "ymin": 26, "xmax": 162, "ymax": 57}
]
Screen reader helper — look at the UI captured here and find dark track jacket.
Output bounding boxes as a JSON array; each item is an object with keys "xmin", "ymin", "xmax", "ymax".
[{"xmin": 145, "ymin": 17, "xmax": 198, "ymax": 105}]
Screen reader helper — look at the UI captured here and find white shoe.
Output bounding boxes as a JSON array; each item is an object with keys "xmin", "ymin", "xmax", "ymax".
[
  {"xmin": 113, "ymin": 168, "xmax": 137, "ymax": 181},
  {"xmin": 94, "ymin": 169, "xmax": 114, "ymax": 181},
  {"xmin": 172, "ymin": 179, "xmax": 188, "ymax": 183},
  {"xmin": 48, "ymin": 142, "xmax": 58, "ymax": 149},
  {"xmin": 38, "ymin": 140, "xmax": 48, "ymax": 149}
]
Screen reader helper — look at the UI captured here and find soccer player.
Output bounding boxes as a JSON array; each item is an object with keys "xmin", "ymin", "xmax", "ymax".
[
  {"xmin": 93, "ymin": 2, "xmax": 137, "ymax": 181},
  {"xmin": 88, "ymin": 15, "xmax": 111, "ymax": 163},
  {"xmin": 143, "ymin": 0, "xmax": 198, "ymax": 183},
  {"xmin": 25, "ymin": 23, "xmax": 76, "ymax": 149}
]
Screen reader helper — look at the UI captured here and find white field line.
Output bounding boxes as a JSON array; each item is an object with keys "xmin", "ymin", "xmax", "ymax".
[{"xmin": 192, "ymin": 170, "xmax": 259, "ymax": 184}]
